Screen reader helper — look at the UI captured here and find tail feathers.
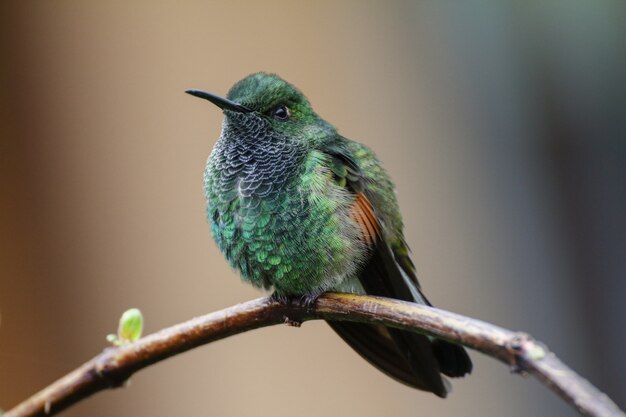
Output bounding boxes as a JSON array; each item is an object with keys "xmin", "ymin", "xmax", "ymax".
[
  {"xmin": 328, "ymin": 321, "xmax": 449, "ymax": 397},
  {"xmin": 369, "ymin": 238, "xmax": 473, "ymax": 380},
  {"xmin": 432, "ymin": 340, "xmax": 473, "ymax": 377}
]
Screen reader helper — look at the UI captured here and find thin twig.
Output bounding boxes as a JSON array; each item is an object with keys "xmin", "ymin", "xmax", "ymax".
[{"xmin": 4, "ymin": 293, "xmax": 624, "ymax": 417}]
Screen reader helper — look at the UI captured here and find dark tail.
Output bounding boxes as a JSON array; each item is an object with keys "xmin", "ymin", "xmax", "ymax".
[
  {"xmin": 328, "ymin": 321, "xmax": 451, "ymax": 397},
  {"xmin": 330, "ymin": 240, "xmax": 472, "ymax": 397},
  {"xmin": 432, "ymin": 339, "xmax": 473, "ymax": 378}
]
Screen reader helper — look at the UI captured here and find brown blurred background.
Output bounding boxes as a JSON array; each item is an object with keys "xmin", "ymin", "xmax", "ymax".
[{"xmin": 1, "ymin": 2, "xmax": 624, "ymax": 416}]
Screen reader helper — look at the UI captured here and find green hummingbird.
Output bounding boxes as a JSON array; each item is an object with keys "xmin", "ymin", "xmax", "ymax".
[{"xmin": 187, "ymin": 73, "xmax": 472, "ymax": 397}]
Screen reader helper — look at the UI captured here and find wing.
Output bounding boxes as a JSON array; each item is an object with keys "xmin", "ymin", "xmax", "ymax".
[{"xmin": 324, "ymin": 143, "xmax": 472, "ymax": 397}]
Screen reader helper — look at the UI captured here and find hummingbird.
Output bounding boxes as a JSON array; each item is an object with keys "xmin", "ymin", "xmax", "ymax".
[{"xmin": 187, "ymin": 72, "xmax": 472, "ymax": 397}]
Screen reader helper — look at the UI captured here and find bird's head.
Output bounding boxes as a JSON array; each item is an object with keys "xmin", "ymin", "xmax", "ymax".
[{"xmin": 187, "ymin": 72, "xmax": 335, "ymax": 146}]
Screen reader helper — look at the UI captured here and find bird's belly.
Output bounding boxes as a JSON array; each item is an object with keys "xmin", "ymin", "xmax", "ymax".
[{"xmin": 212, "ymin": 196, "xmax": 368, "ymax": 297}]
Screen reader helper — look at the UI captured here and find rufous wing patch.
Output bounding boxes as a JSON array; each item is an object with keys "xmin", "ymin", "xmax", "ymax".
[{"xmin": 350, "ymin": 193, "xmax": 381, "ymax": 246}]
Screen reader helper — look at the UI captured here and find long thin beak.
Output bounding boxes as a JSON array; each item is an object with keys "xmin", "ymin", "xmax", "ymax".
[{"xmin": 185, "ymin": 89, "xmax": 252, "ymax": 113}]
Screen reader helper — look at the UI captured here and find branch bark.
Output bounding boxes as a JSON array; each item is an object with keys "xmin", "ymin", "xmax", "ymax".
[{"xmin": 4, "ymin": 293, "xmax": 624, "ymax": 417}]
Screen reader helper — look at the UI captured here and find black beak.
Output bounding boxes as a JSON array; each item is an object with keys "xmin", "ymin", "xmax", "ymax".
[{"xmin": 185, "ymin": 89, "xmax": 252, "ymax": 113}]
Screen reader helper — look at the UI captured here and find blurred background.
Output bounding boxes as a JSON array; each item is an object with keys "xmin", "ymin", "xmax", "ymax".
[{"xmin": 1, "ymin": 1, "xmax": 624, "ymax": 416}]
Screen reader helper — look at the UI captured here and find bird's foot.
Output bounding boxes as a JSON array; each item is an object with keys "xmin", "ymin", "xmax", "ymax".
[
  {"xmin": 270, "ymin": 291, "xmax": 322, "ymax": 308},
  {"xmin": 298, "ymin": 293, "xmax": 323, "ymax": 308},
  {"xmin": 271, "ymin": 291, "xmax": 325, "ymax": 328},
  {"xmin": 270, "ymin": 292, "xmax": 293, "ymax": 305}
]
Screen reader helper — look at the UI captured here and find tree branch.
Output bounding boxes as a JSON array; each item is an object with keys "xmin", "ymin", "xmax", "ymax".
[{"xmin": 4, "ymin": 293, "xmax": 624, "ymax": 417}]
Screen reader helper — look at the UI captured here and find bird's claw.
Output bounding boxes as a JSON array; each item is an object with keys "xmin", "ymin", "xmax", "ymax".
[
  {"xmin": 270, "ymin": 292, "xmax": 322, "ymax": 308},
  {"xmin": 271, "ymin": 292, "xmax": 324, "ymax": 328},
  {"xmin": 282, "ymin": 316, "xmax": 302, "ymax": 327}
]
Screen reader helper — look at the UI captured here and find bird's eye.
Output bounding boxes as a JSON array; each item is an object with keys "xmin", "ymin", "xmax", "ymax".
[{"xmin": 272, "ymin": 105, "xmax": 290, "ymax": 121}]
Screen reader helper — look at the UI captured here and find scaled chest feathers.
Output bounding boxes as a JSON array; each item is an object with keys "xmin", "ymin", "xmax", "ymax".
[{"xmin": 204, "ymin": 138, "xmax": 368, "ymax": 295}]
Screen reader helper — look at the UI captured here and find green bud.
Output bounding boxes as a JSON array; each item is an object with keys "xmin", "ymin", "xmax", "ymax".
[
  {"xmin": 118, "ymin": 308, "xmax": 143, "ymax": 343},
  {"xmin": 106, "ymin": 308, "xmax": 144, "ymax": 346}
]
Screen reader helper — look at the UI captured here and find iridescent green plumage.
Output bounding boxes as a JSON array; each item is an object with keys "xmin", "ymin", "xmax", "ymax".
[{"xmin": 191, "ymin": 73, "xmax": 471, "ymax": 397}]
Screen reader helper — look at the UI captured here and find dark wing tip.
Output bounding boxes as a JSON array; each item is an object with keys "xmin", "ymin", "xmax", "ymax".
[
  {"xmin": 328, "ymin": 321, "xmax": 449, "ymax": 397},
  {"xmin": 432, "ymin": 340, "xmax": 473, "ymax": 378}
]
